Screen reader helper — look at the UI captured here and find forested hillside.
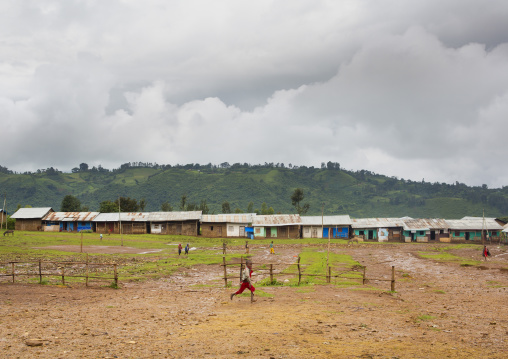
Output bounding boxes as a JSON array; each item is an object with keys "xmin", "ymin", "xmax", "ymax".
[{"xmin": 1, "ymin": 162, "xmax": 507, "ymax": 219}]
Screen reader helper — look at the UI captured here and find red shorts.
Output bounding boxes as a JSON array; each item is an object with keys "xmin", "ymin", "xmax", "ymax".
[{"xmin": 235, "ymin": 281, "xmax": 255, "ymax": 294}]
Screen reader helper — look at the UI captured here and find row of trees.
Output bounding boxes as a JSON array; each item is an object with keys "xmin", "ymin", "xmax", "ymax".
[{"xmin": 59, "ymin": 189, "xmax": 310, "ymax": 215}]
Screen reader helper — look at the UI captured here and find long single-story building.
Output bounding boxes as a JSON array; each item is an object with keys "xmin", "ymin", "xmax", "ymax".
[
  {"xmin": 147, "ymin": 211, "xmax": 201, "ymax": 236},
  {"xmin": 351, "ymin": 218, "xmax": 405, "ymax": 242},
  {"xmin": 445, "ymin": 217, "xmax": 503, "ymax": 242},
  {"xmin": 10, "ymin": 207, "xmax": 54, "ymax": 231},
  {"xmin": 42, "ymin": 212, "xmax": 100, "ymax": 232},
  {"xmin": 301, "ymin": 215, "xmax": 351, "ymax": 239},
  {"xmin": 402, "ymin": 218, "xmax": 449, "ymax": 242},
  {"xmin": 200, "ymin": 213, "xmax": 255, "ymax": 238},
  {"xmin": 93, "ymin": 212, "xmax": 150, "ymax": 235},
  {"xmin": 252, "ymin": 214, "xmax": 301, "ymax": 239}
]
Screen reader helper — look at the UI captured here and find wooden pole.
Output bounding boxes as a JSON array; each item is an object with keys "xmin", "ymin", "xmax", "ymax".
[
  {"xmin": 39, "ymin": 260, "xmax": 42, "ymax": 284},
  {"xmin": 85, "ymin": 254, "xmax": 89, "ymax": 287},
  {"xmin": 11, "ymin": 262, "xmax": 15, "ymax": 283},
  {"xmin": 362, "ymin": 266, "xmax": 366, "ymax": 285},
  {"xmin": 327, "ymin": 266, "xmax": 331, "ymax": 283},
  {"xmin": 297, "ymin": 256, "xmax": 301, "ymax": 285},
  {"xmin": 239, "ymin": 257, "xmax": 244, "ymax": 285},
  {"xmin": 223, "ymin": 256, "xmax": 228, "ymax": 288},
  {"xmin": 114, "ymin": 264, "xmax": 118, "ymax": 287},
  {"xmin": 61, "ymin": 266, "xmax": 65, "ymax": 286},
  {"xmin": 270, "ymin": 264, "xmax": 273, "ymax": 283},
  {"xmin": 119, "ymin": 196, "xmax": 123, "ymax": 246},
  {"xmin": 391, "ymin": 266, "xmax": 395, "ymax": 291},
  {"xmin": 80, "ymin": 232, "xmax": 83, "ymax": 253}
]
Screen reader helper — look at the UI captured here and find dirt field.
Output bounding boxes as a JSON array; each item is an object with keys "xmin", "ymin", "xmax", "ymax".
[{"xmin": 1, "ymin": 243, "xmax": 507, "ymax": 358}]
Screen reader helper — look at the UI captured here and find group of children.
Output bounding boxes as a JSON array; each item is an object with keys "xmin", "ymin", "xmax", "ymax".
[{"xmin": 178, "ymin": 243, "xmax": 190, "ymax": 255}]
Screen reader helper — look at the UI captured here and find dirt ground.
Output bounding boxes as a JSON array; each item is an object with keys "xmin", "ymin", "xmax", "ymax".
[{"xmin": 1, "ymin": 243, "xmax": 507, "ymax": 358}]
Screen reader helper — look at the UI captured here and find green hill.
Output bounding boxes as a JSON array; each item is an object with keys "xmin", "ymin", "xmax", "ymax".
[{"xmin": 1, "ymin": 163, "xmax": 507, "ymax": 219}]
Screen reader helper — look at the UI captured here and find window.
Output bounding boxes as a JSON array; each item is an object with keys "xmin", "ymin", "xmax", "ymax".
[
  {"xmin": 359, "ymin": 230, "xmax": 364, "ymax": 235},
  {"xmin": 492, "ymin": 231, "xmax": 497, "ymax": 236},
  {"xmin": 210, "ymin": 226, "xmax": 214, "ymax": 231},
  {"xmin": 255, "ymin": 228, "xmax": 260, "ymax": 234},
  {"xmin": 454, "ymin": 231, "xmax": 460, "ymax": 236},
  {"xmin": 228, "ymin": 226, "xmax": 234, "ymax": 232},
  {"xmin": 305, "ymin": 228, "xmax": 310, "ymax": 233}
]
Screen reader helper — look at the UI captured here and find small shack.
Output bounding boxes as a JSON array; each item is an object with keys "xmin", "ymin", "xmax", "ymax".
[
  {"xmin": 351, "ymin": 218, "xmax": 405, "ymax": 242},
  {"xmin": 301, "ymin": 215, "xmax": 351, "ymax": 239},
  {"xmin": 252, "ymin": 214, "xmax": 301, "ymax": 239},
  {"xmin": 42, "ymin": 212, "xmax": 100, "ymax": 232},
  {"xmin": 148, "ymin": 211, "xmax": 201, "ymax": 236},
  {"xmin": 10, "ymin": 207, "xmax": 54, "ymax": 231},
  {"xmin": 200, "ymin": 213, "xmax": 255, "ymax": 238}
]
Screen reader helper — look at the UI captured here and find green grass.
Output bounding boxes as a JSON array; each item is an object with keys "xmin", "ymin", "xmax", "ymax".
[
  {"xmin": 418, "ymin": 249, "xmax": 482, "ymax": 266},
  {"xmin": 416, "ymin": 314, "xmax": 436, "ymax": 322}
]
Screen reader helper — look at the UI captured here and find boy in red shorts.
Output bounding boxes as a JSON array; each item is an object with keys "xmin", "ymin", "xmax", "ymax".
[{"xmin": 230, "ymin": 259, "xmax": 256, "ymax": 303}]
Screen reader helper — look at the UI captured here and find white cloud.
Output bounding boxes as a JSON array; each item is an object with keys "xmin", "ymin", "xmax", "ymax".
[{"xmin": 0, "ymin": 1, "xmax": 508, "ymax": 187}]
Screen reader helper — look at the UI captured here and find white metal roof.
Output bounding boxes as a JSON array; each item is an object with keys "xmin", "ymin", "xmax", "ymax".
[
  {"xmin": 252, "ymin": 214, "xmax": 302, "ymax": 226},
  {"xmin": 201, "ymin": 213, "xmax": 255, "ymax": 223},
  {"xmin": 402, "ymin": 218, "xmax": 449, "ymax": 231},
  {"xmin": 11, "ymin": 207, "xmax": 53, "ymax": 219},
  {"xmin": 148, "ymin": 211, "xmax": 202, "ymax": 221},
  {"xmin": 446, "ymin": 217, "xmax": 503, "ymax": 231},
  {"xmin": 351, "ymin": 218, "xmax": 405, "ymax": 229},
  {"xmin": 93, "ymin": 212, "xmax": 150, "ymax": 222},
  {"xmin": 301, "ymin": 215, "xmax": 352, "ymax": 226}
]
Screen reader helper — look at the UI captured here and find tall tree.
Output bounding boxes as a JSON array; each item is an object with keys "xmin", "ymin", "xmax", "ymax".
[
  {"xmin": 61, "ymin": 195, "xmax": 81, "ymax": 212},
  {"xmin": 99, "ymin": 200, "xmax": 118, "ymax": 213},
  {"xmin": 180, "ymin": 195, "xmax": 187, "ymax": 211},
  {"xmin": 161, "ymin": 201, "xmax": 173, "ymax": 211},
  {"xmin": 222, "ymin": 201, "xmax": 231, "ymax": 213},
  {"xmin": 199, "ymin": 199, "xmax": 209, "ymax": 214},
  {"xmin": 247, "ymin": 202, "xmax": 254, "ymax": 213},
  {"xmin": 291, "ymin": 188, "xmax": 310, "ymax": 214}
]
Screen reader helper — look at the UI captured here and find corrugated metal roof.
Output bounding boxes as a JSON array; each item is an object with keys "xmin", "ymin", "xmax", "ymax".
[
  {"xmin": 93, "ymin": 212, "xmax": 150, "ymax": 222},
  {"xmin": 252, "ymin": 214, "xmax": 302, "ymax": 226},
  {"xmin": 11, "ymin": 207, "xmax": 53, "ymax": 219},
  {"xmin": 201, "ymin": 213, "xmax": 255, "ymax": 223},
  {"xmin": 351, "ymin": 218, "xmax": 405, "ymax": 228},
  {"xmin": 446, "ymin": 217, "xmax": 503, "ymax": 230},
  {"xmin": 147, "ymin": 211, "xmax": 202, "ymax": 221},
  {"xmin": 301, "ymin": 215, "xmax": 352, "ymax": 226},
  {"xmin": 402, "ymin": 218, "xmax": 449, "ymax": 231},
  {"xmin": 93, "ymin": 211, "xmax": 202, "ymax": 222},
  {"xmin": 43, "ymin": 212, "xmax": 100, "ymax": 222}
]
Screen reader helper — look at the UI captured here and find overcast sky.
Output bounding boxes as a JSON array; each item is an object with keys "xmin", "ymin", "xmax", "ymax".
[{"xmin": 1, "ymin": 1, "xmax": 508, "ymax": 188}]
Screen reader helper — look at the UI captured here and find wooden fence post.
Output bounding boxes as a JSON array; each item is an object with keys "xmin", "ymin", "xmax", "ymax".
[
  {"xmin": 239, "ymin": 256, "xmax": 244, "ymax": 284},
  {"xmin": 61, "ymin": 266, "xmax": 65, "ymax": 286},
  {"xmin": 223, "ymin": 256, "xmax": 228, "ymax": 288},
  {"xmin": 85, "ymin": 254, "xmax": 89, "ymax": 287},
  {"xmin": 327, "ymin": 266, "xmax": 331, "ymax": 283},
  {"xmin": 114, "ymin": 264, "xmax": 118, "ymax": 287},
  {"xmin": 297, "ymin": 256, "xmax": 301, "ymax": 285},
  {"xmin": 39, "ymin": 260, "xmax": 42, "ymax": 284},
  {"xmin": 391, "ymin": 266, "xmax": 395, "ymax": 291},
  {"xmin": 11, "ymin": 262, "xmax": 15, "ymax": 283},
  {"xmin": 270, "ymin": 264, "xmax": 273, "ymax": 283},
  {"xmin": 362, "ymin": 266, "xmax": 366, "ymax": 285}
]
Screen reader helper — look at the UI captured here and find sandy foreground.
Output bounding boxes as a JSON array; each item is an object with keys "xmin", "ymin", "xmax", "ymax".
[{"xmin": 1, "ymin": 243, "xmax": 507, "ymax": 358}]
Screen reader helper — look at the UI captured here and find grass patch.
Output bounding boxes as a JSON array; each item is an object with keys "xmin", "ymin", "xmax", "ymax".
[
  {"xmin": 433, "ymin": 290, "xmax": 446, "ymax": 294},
  {"xmin": 238, "ymin": 289, "xmax": 274, "ymax": 298},
  {"xmin": 416, "ymin": 314, "xmax": 436, "ymax": 322},
  {"xmin": 418, "ymin": 251, "xmax": 482, "ymax": 266}
]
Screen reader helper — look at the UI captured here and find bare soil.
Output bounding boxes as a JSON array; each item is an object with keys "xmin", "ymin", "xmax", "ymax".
[{"xmin": 1, "ymin": 243, "xmax": 507, "ymax": 358}]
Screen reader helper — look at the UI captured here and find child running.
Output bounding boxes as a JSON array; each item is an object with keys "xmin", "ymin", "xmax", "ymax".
[{"xmin": 231, "ymin": 259, "xmax": 256, "ymax": 303}]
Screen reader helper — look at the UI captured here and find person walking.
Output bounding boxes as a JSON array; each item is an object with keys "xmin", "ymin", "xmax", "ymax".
[
  {"xmin": 185, "ymin": 243, "xmax": 189, "ymax": 255},
  {"xmin": 178, "ymin": 243, "xmax": 182, "ymax": 256},
  {"xmin": 483, "ymin": 245, "xmax": 490, "ymax": 261},
  {"xmin": 230, "ymin": 259, "xmax": 256, "ymax": 303},
  {"xmin": 245, "ymin": 241, "xmax": 249, "ymax": 254},
  {"xmin": 269, "ymin": 241, "xmax": 275, "ymax": 254}
]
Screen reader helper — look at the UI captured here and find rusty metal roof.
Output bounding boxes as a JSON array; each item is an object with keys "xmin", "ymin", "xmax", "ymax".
[
  {"xmin": 351, "ymin": 218, "xmax": 405, "ymax": 228},
  {"xmin": 402, "ymin": 218, "xmax": 449, "ymax": 231},
  {"xmin": 446, "ymin": 217, "xmax": 503, "ymax": 230},
  {"xmin": 147, "ymin": 211, "xmax": 202, "ymax": 221},
  {"xmin": 201, "ymin": 213, "xmax": 255, "ymax": 223},
  {"xmin": 11, "ymin": 207, "xmax": 54, "ymax": 219},
  {"xmin": 252, "ymin": 214, "xmax": 302, "ymax": 226},
  {"xmin": 43, "ymin": 212, "xmax": 100, "ymax": 222},
  {"xmin": 301, "ymin": 215, "xmax": 352, "ymax": 226}
]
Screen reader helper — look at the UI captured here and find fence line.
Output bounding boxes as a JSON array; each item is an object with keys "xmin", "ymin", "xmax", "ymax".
[
  {"xmin": 0, "ymin": 255, "xmax": 118, "ymax": 287},
  {"xmin": 221, "ymin": 256, "xmax": 396, "ymax": 291}
]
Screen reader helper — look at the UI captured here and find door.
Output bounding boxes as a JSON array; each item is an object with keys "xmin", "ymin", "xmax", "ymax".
[{"xmin": 239, "ymin": 226, "xmax": 245, "ymax": 237}]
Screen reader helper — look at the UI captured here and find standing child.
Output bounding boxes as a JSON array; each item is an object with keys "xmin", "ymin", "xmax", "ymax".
[
  {"xmin": 483, "ymin": 245, "xmax": 490, "ymax": 261},
  {"xmin": 231, "ymin": 259, "xmax": 256, "ymax": 302},
  {"xmin": 178, "ymin": 243, "xmax": 182, "ymax": 256},
  {"xmin": 269, "ymin": 241, "xmax": 275, "ymax": 254},
  {"xmin": 185, "ymin": 243, "xmax": 189, "ymax": 255},
  {"xmin": 245, "ymin": 241, "xmax": 249, "ymax": 254},
  {"xmin": 100, "ymin": 233, "xmax": 103, "ymax": 240}
]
